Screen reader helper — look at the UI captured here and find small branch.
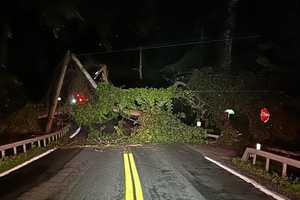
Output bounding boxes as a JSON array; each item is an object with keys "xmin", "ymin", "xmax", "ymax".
[{"xmin": 174, "ymin": 81, "xmax": 187, "ymax": 87}]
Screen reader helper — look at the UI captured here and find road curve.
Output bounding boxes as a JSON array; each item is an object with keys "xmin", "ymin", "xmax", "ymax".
[{"xmin": 0, "ymin": 144, "xmax": 275, "ymax": 200}]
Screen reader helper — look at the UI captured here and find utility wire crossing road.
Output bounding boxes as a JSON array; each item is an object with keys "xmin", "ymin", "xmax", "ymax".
[{"xmin": 0, "ymin": 144, "xmax": 278, "ymax": 200}]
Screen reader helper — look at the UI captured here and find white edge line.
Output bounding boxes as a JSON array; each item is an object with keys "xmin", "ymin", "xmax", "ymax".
[
  {"xmin": 69, "ymin": 127, "xmax": 81, "ymax": 139},
  {"xmin": 204, "ymin": 156, "xmax": 289, "ymax": 200},
  {"xmin": 0, "ymin": 148, "xmax": 57, "ymax": 178}
]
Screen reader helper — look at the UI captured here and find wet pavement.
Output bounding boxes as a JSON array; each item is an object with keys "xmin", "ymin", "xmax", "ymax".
[{"xmin": 0, "ymin": 144, "xmax": 275, "ymax": 200}]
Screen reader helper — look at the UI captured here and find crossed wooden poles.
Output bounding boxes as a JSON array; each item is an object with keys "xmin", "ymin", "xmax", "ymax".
[{"xmin": 45, "ymin": 51, "xmax": 101, "ymax": 133}]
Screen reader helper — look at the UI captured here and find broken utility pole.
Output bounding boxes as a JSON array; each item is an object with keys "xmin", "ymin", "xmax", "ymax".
[
  {"xmin": 71, "ymin": 54, "xmax": 98, "ymax": 89},
  {"xmin": 98, "ymin": 64, "xmax": 109, "ymax": 83},
  {"xmin": 46, "ymin": 51, "xmax": 71, "ymax": 133}
]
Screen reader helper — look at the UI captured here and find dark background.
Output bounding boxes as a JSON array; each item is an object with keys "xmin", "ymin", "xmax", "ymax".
[{"xmin": 0, "ymin": 0, "xmax": 299, "ymax": 100}]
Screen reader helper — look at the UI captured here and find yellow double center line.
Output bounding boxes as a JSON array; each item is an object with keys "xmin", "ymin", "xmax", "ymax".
[{"xmin": 123, "ymin": 151, "xmax": 144, "ymax": 200}]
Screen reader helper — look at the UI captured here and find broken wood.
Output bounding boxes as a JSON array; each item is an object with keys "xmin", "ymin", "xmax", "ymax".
[
  {"xmin": 129, "ymin": 110, "xmax": 142, "ymax": 117},
  {"xmin": 46, "ymin": 51, "xmax": 71, "ymax": 133},
  {"xmin": 98, "ymin": 64, "xmax": 109, "ymax": 83},
  {"xmin": 71, "ymin": 54, "xmax": 97, "ymax": 89}
]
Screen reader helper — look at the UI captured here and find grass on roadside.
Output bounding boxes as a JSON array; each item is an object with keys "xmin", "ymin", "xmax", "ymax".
[
  {"xmin": 0, "ymin": 147, "xmax": 50, "ymax": 174},
  {"xmin": 0, "ymin": 136, "xmax": 69, "ymax": 174},
  {"xmin": 232, "ymin": 158, "xmax": 300, "ymax": 197}
]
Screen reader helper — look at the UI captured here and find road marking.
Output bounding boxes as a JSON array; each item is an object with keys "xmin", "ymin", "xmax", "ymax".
[
  {"xmin": 124, "ymin": 151, "xmax": 144, "ymax": 200},
  {"xmin": 124, "ymin": 152, "xmax": 134, "ymax": 200},
  {"xmin": 204, "ymin": 156, "xmax": 289, "ymax": 200},
  {"xmin": 69, "ymin": 127, "xmax": 81, "ymax": 139},
  {"xmin": 129, "ymin": 153, "xmax": 144, "ymax": 200},
  {"xmin": 0, "ymin": 148, "xmax": 57, "ymax": 178}
]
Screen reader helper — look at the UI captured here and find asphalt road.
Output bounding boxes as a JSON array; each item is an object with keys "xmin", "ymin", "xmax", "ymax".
[{"xmin": 0, "ymin": 144, "xmax": 275, "ymax": 200}]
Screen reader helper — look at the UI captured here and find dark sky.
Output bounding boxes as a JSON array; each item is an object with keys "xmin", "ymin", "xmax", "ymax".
[
  {"xmin": 0, "ymin": 0, "xmax": 300, "ymax": 97},
  {"xmin": 1, "ymin": 0, "xmax": 299, "ymax": 59}
]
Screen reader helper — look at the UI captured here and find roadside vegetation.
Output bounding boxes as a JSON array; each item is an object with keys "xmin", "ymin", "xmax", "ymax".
[
  {"xmin": 73, "ymin": 83, "xmax": 207, "ymax": 144},
  {"xmin": 232, "ymin": 158, "xmax": 300, "ymax": 199},
  {"xmin": 0, "ymin": 147, "xmax": 49, "ymax": 174}
]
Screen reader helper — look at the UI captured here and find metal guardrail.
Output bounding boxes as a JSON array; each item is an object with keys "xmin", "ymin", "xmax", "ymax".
[
  {"xmin": 0, "ymin": 125, "xmax": 70, "ymax": 159},
  {"xmin": 242, "ymin": 147, "xmax": 300, "ymax": 177},
  {"xmin": 207, "ymin": 134, "xmax": 220, "ymax": 139}
]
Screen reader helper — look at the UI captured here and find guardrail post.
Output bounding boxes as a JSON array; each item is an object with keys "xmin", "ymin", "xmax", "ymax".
[
  {"xmin": 13, "ymin": 146, "xmax": 17, "ymax": 155},
  {"xmin": 265, "ymin": 158, "xmax": 270, "ymax": 172},
  {"xmin": 252, "ymin": 154, "xmax": 256, "ymax": 165},
  {"xmin": 241, "ymin": 148, "xmax": 250, "ymax": 161},
  {"xmin": 0, "ymin": 125, "xmax": 69, "ymax": 159},
  {"xmin": 23, "ymin": 144, "xmax": 26, "ymax": 153},
  {"xmin": 282, "ymin": 163, "xmax": 287, "ymax": 177}
]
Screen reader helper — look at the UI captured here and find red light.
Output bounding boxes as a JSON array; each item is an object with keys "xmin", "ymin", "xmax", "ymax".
[
  {"xmin": 72, "ymin": 92, "xmax": 88, "ymax": 105},
  {"xmin": 260, "ymin": 107, "xmax": 270, "ymax": 123}
]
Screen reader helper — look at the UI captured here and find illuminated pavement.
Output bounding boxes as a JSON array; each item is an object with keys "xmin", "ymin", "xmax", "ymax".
[{"xmin": 0, "ymin": 145, "xmax": 275, "ymax": 200}]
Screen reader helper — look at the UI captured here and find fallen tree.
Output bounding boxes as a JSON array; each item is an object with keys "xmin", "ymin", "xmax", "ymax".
[{"xmin": 73, "ymin": 83, "xmax": 207, "ymax": 144}]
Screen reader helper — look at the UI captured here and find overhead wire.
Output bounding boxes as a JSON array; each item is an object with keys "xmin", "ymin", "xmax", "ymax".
[{"xmin": 76, "ymin": 35, "xmax": 261, "ymax": 56}]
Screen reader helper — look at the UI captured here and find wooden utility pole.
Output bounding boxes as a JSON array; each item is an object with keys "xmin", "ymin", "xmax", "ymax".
[
  {"xmin": 222, "ymin": 0, "xmax": 239, "ymax": 72},
  {"xmin": 71, "ymin": 54, "xmax": 98, "ymax": 89},
  {"xmin": 46, "ymin": 51, "xmax": 71, "ymax": 133},
  {"xmin": 139, "ymin": 47, "xmax": 143, "ymax": 80}
]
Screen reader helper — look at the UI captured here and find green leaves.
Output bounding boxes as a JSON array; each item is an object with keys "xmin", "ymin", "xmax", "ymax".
[
  {"xmin": 74, "ymin": 83, "xmax": 178, "ymax": 125},
  {"xmin": 73, "ymin": 83, "xmax": 207, "ymax": 144},
  {"xmin": 128, "ymin": 111, "xmax": 207, "ymax": 144}
]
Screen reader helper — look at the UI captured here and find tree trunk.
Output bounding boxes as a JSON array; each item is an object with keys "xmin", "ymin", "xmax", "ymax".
[{"xmin": 222, "ymin": 0, "xmax": 239, "ymax": 72}]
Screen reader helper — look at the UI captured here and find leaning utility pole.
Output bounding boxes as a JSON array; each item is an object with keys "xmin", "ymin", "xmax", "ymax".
[
  {"xmin": 222, "ymin": 0, "xmax": 239, "ymax": 72},
  {"xmin": 139, "ymin": 47, "xmax": 143, "ymax": 80},
  {"xmin": 46, "ymin": 51, "xmax": 71, "ymax": 133},
  {"xmin": 71, "ymin": 54, "xmax": 98, "ymax": 89}
]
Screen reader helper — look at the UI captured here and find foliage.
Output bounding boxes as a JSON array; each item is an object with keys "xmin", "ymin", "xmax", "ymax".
[
  {"xmin": 129, "ymin": 111, "xmax": 207, "ymax": 144},
  {"xmin": 0, "ymin": 71, "xmax": 26, "ymax": 118},
  {"xmin": 187, "ymin": 67, "xmax": 300, "ymax": 150},
  {"xmin": 0, "ymin": 103, "xmax": 42, "ymax": 134},
  {"xmin": 73, "ymin": 83, "xmax": 207, "ymax": 144},
  {"xmin": 188, "ymin": 67, "xmax": 260, "ymax": 126},
  {"xmin": 186, "ymin": 67, "xmax": 276, "ymax": 149},
  {"xmin": 232, "ymin": 158, "xmax": 300, "ymax": 197}
]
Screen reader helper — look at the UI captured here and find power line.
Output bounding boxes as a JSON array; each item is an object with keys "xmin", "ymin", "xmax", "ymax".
[{"xmin": 77, "ymin": 35, "xmax": 261, "ymax": 56}]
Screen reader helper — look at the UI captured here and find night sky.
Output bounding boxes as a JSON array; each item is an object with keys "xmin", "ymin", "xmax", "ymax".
[{"xmin": 0, "ymin": 0, "xmax": 300, "ymax": 98}]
